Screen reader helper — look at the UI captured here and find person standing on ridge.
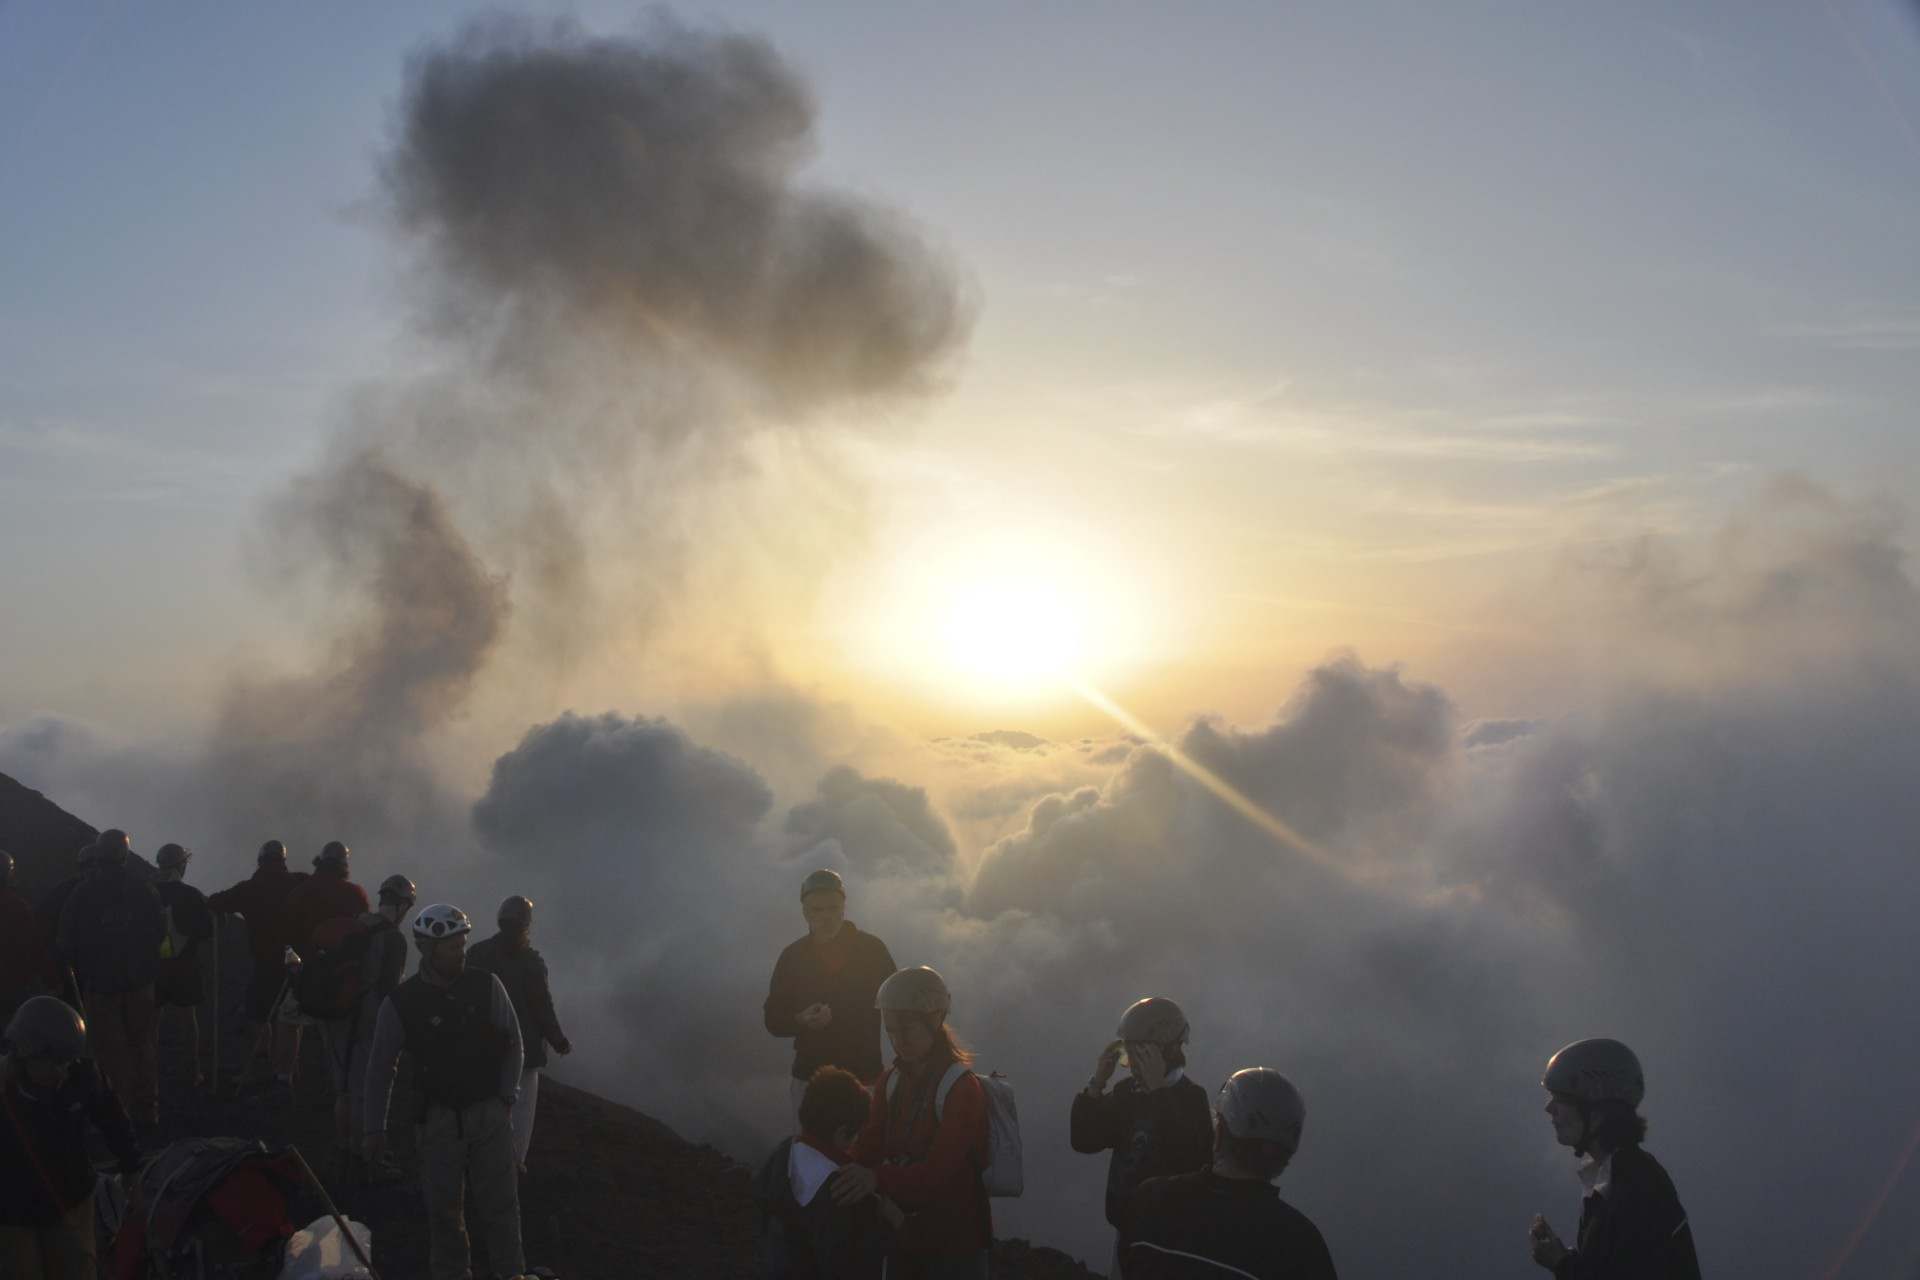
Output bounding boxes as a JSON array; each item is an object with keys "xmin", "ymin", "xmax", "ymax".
[
  {"xmin": 1528, "ymin": 1038, "xmax": 1701, "ymax": 1279},
  {"xmin": 0, "ymin": 851, "xmax": 57, "ymax": 1026},
  {"xmin": 1123, "ymin": 1067, "xmax": 1337, "ymax": 1280},
  {"xmin": 468, "ymin": 894, "xmax": 573, "ymax": 1175},
  {"xmin": 0, "ymin": 996, "xmax": 143, "ymax": 1280},
  {"xmin": 54, "ymin": 829, "xmax": 165, "ymax": 1133},
  {"xmin": 151, "ymin": 844, "xmax": 215, "ymax": 1091},
  {"xmin": 1071, "ymin": 997, "xmax": 1214, "ymax": 1277},
  {"xmin": 765, "ymin": 868, "xmax": 896, "ymax": 1115},
  {"xmin": 328, "ymin": 872, "xmax": 416, "ymax": 1181},
  {"xmin": 207, "ymin": 840, "xmax": 308, "ymax": 1088},
  {"xmin": 282, "ymin": 840, "xmax": 370, "ymax": 1119},
  {"xmin": 837, "ymin": 965, "xmax": 992, "ymax": 1280},
  {"xmin": 363, "ymin": 903, "xmax": 526, "ymax": 1280}
]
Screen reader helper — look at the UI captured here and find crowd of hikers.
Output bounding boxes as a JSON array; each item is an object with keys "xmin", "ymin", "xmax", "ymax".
[{"xmin": 0, "ymin": 833, "xmax": 1703, "ymax": 1280}]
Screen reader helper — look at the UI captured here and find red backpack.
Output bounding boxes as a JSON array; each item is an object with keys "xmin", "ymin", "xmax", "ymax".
[{"xmin": 293, "ymin": 916, "xmax": 389, "ymax": 1020}]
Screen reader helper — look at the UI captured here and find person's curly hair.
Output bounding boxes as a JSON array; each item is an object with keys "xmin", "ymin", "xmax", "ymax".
[{"xmin": 800, "ymin": 1066, "xmax": 871, "ymax": 1142}]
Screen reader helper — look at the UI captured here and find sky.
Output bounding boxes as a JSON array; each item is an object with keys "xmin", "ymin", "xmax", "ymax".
[{"xmin": 4, "ymin": 3, "xmax": 1920, "ymax": 1276}]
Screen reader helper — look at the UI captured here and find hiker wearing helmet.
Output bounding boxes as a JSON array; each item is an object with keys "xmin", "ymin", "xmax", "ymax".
[
  {"xmin": 1529, "ymin": 1039, "xmax": 1700, "ymax": 1279},
  {"xmin": 0, "ymin": 996, "xmax": 142, "ymax": 1280},
  {"xmin": 1071, "ymin": 997, "xmax": 1213, "ymax": 1277},
  {"xmin": 1123, "ymin": 1067, "xmax": 1336, "ymax": 1280},
  {"xmin": 837, "ymin": 965, "xmax": 992, "ymax": 1279},
  {"xmin": 151, "ymin": 844, "xmax": 214, "ymax": 1091},
  {"xmin": 320, "ymin": 872, "xmax": 416, "ymax": 1182},
  {"xmin": 469, "ymin": 894, "xmax": 573, "ymax": 1175},
  {"xmin": 1, "ymin": 850, "xmax": 58, "ymax": 1027},
  {"xmin": 765, "ymin": 868, "xmax": 897, "ymax": 1117},
  {"xmin": 53, "ymin": 829, "xmax": 165, "ymax": 1132},
  {"xmin": 754, "ymin": 1065, "xmax": 900, "ymax": 1279},
  {"xmin": 281, "ymin": 841, "xmax": 371, "ymax": 1120},
  {"xmin": 363, "ymin": 903, "xmax": 527, "ymax": 1280},
  {"xmin": 207, "ymin": 839, "xmax": 310, "ymax": 1088}
]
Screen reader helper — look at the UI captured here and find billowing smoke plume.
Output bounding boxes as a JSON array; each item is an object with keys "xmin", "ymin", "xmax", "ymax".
[{"xmin": 188, "ymin": 16, "xmax": 966, "ymax": 860}]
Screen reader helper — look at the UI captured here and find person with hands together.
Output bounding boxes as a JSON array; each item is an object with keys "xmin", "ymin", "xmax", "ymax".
[
  {"xmin": 764, "ymin": 868, "xmax": 897, "ymax": 1116},
  {"xmin": 1071, "ymin": 997, "xmax": 1214, "ymax": 1277}
]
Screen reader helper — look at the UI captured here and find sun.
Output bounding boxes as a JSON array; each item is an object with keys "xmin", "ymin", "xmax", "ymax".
[{"xmin": 834, "ymin": 524, "xmax": 1142, "ymax": 704}]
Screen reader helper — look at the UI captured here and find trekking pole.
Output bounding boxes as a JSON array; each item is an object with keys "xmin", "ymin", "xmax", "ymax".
[{"xmin": 288, "ymin": 1146, "xmax": 382, "ymax": 1280}]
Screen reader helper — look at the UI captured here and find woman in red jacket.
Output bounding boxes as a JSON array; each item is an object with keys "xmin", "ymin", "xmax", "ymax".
[{"xmin": 834, "ymin": 965, "xmax": 990, "ymax": 1280}]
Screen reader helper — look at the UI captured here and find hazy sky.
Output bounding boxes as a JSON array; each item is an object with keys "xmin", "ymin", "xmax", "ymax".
[{"xmin": 6, "ymin": 7, "xmax": 1920, "ymax": 1276}]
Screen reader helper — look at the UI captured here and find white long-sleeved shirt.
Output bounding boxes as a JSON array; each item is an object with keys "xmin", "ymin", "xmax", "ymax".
[{"xmin": 362, "ymin": 965, "xmax": 522, "ymax": 1136}]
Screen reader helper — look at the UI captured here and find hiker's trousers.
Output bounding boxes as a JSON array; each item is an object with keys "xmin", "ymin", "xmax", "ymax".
[
  {"xmin": 418, "ymin": 1096, "xmax": 525, "ymax": 1280},
  {"xmin": 0, "ymin": 1193, "xmax": 95, "ymax": 1280},
  {"xmin": 86, "ymin": 985, "xmax": 157, "ymax": 1127},
  {"xmin": 509, "ymin": 1067, "xmax": 540, "ymax": 1168}
]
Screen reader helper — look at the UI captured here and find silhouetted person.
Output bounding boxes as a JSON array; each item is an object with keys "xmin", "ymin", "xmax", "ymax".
[
  {"xmin": 1529, "ymin": 1039, "xmax": 1701, "ymax": 1279},
  {"xmin": 755, "ymin": 1065, "xmax": 898, "ymax": 1279},
  {"xmin": 151, "ymin": 843, "xmax": 214, "ymax": 1090},
  {"xmin": 0, "ymin": 850, "xmax": 57, "ymax": 1026},
  {"xmin": 207, "ymin": 839, "xmax": 308, "ymax": 1086},
  {"xmin": 765, "ymin": 868, "xmax": 896, "ymax": 1115},
  {"xmin": 0, "ymin": 996, "xmax": 142, "ymax": 1280},
  {"xmin": 1072, "ymin": 997, "xmax": 1213, "ymax": 1277},
  {"xmin": 336, "ymin": 873, "xmax": 415, "ymax": 1181},
  {"xmin": 1124, "ymin": 1068, "xmax": 1337, "ymax": 1280},
  {"xmin": 468, "ymin": 894, "xmax": 572, "ymax": 1174},
  {"xmin": 364, "ymin": 903, "xmax": 526, "ymax": 1280},
  {"xmin": 54, "ymin": 830, "xmax": 164, "ymax": 1131},
  {"xmin": 283, "ymin": 841, "xmax": 371, "ymax": 1126}
]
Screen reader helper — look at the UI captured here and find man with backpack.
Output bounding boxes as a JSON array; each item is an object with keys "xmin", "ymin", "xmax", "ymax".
[
  {"xmin": 207, "ymin": 840, "xmax": 309, "ymax": 1089},
  {"xmin": 281, "ymin": 841, "xmax": 370, "ymax": 1111},
  {"xmin": 151, "ymin": 844, "xmax": 214, "ymax": 1091},
  {"xmin": 0, "ymin": 996, "xmax": 143, "ymax": 1280},
  {"xmin": 468, "ymin": 894, "xmax": 573, "ymax": 1174},
  {"xmin": 1072, "ymin": 997, "xmax": 1214, "ymax": 1277},
  {"xmin": 54, "ymin": 829, "xmax": 165, "ymax": 1133},
  {"xmin": 363, "ymin": 903, "xmax": 527, "ymax": 1280},
  {"xmin": 765, "ymin": 868, "xmax": 897, "ymax": 1115}
]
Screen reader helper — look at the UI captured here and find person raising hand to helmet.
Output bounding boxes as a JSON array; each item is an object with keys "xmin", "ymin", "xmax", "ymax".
[
  {"xmin": 1072, "ymin": 997, "xmax": 1213, "ymax": 1277},
  {"xmin": 836, "ymin": 965, "xmax": 991, "ymax": 1280}
]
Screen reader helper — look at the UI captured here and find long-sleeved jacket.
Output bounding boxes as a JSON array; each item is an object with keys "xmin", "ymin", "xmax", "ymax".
[
  {"xmin": 0, "ymin": 888, "xmax": 56, "ymax": 1010},
  {"xmin": 763, "ymin": 923, "xmax": 896, "ymax": 1082},
  {"xmin": 850, "ymin": 1057, "xmax": 992, "ymax": 1255},
  {"xmin": 207, "ymin": 866, "xmax": 309, "ymax": 967},
  {"xmin": 752, "ymin": 1135, "xmax": 889, "ymax": 1279},
  {"xmin": 281, "ymin": 871, "xmax": 370, "ymax": 952},
  {"xmin": 1124, "ymin": 1169, "xmax": 1338, "ymax": 1280},
  {"xmin": 1553, "ymin": 1145, "xmax": 1701, "ymax": 1280},
  {"xmin": 56, "ymin": 865, "xmax": 165, "ymax": 995},
  {"xmin": 1071, "ymin": 1073, "xmax": 1214, "ymax": 1233},
  {"xmin": 0, "ymin": 1060, "xmax": 140, "ymax": 1226},
  {"xmin": 468, "ymin": 932, "xmax": 568, "ymax": 1070},
  {"xmin": 361, "ymin": 965, "xmax": 522, "ymax": 1134}
]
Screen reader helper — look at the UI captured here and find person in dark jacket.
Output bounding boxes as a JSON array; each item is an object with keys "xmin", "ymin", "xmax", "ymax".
[
  {"xmin": 207, "ymin": 840, "xmax": 308, "ymax": 1086},
  {"xmin": 1529, "ymin": 1038, "xmax": 1701, "ymax": 1280},
  {"xmin": 335, "ymin": 873, "xmax": 415, "ymax": 1181},
  {"xmin": 283, "ymin": 842, "xmax": 372, "ymax": 1120},
  {"xmin": 1, "ymin": 850, "xmax": 57, "ymax": 1026},
  {"xmin": 765, "ymin": 868, "xmax": 896, "ymax": 1116},
  {"xmin": 150, "ymin": 843, "xmax": 215, "ymax": 1090},
  {"xmin": 54, "ymin": 830, "xmax": 165, "ymax": 1130},
  {"xmin": 1072, "ymin": 997, "xmax": 1214, "ymax": 1276},
  {"xmin": 1124, "ymin": 1067, "xmax": 1337, "ymax": 1280},
  {"xmin": 468, "ymin": 894, "xmax": 573, "ymax": 1174},
  {"xmin": 754, "ymin": 1065, "xmax": 898, "ymax": 1279},
  {"xmin": 0, "ymin": 996, "xmax": 142, "ymax": 1280}
]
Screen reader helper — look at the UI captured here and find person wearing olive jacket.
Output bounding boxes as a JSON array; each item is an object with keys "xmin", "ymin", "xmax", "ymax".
[
  {"xmin": 467, "ymin": 894, "xmax": 572, "ymax": 1173},
  {"xmin": 764, "ymin": 869, "xmax": 896, "ymax": 1114},
  {"xmin": 1071, "ymin": 997, "xmax": 1214, "ymax": 1277}
]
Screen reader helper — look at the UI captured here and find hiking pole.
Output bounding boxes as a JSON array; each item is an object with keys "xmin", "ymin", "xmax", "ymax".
[{"xmin": 288, "ymin": 1146, "xmax": 382, "ymax": 1280}]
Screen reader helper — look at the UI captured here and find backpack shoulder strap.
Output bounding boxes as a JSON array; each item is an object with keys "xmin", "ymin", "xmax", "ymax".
[{"xmin": 932, "ymin": 1061, "xmax": 970, "ymax": 1122}]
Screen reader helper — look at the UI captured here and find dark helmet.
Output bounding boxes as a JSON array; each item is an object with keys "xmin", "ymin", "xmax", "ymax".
[
  {"xmin": 156, "ymin": 843, "xmax": 192, "ymax": 871},
  {"xmin": 0, "ymin": 849, "xmax": 14, "ymax": 887},
  {"xmin": 498, "ymin": 895, "xmax": 534, "ymax": 930},
  {"xmin": 316, "ymin": 841, "xmax": 350, "ymax": 869},
  {"xmin": 800, "ymin": 868, "xmax": 846, "ymax": 901},
  {"xmin": 258, "ymin": 839, "xmax": 288, "ymax": 866},
  {"xmin": 378, "ymin": 874, "xmax": 417, "ymax": 906},
  {"xmin": 1542, "ymin": 1038, "xmax": 1645, "ymax": 1108},
  {"xmin": 1117, "ymin": 997, "xmax": 1190, "ymax": 1047},
  {"xmin": 86, "ymin": 829, "xmax": 132, "ymax": 866},
  {"xmin": 5, "ymin": 996, "xmax": 88, "ymax": 1063}
]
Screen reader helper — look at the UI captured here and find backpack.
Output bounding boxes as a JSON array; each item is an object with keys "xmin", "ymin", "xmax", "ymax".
[
  {"xmin": 292, "ymin": 917, "xmax": 387, "ymax": 1020},
  {"xmin": 159, "ymin": 898, "xmax": 193, "ymax": 961},
  {"xmin": 885, "ymin": 1064, "xmax": 1024, "ymax": 1198}
]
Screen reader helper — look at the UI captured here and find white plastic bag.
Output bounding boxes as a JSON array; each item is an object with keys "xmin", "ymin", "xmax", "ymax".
[{"xmin": 278, "ymin": 1215, "xmax": 375, "ymax": 1280}]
